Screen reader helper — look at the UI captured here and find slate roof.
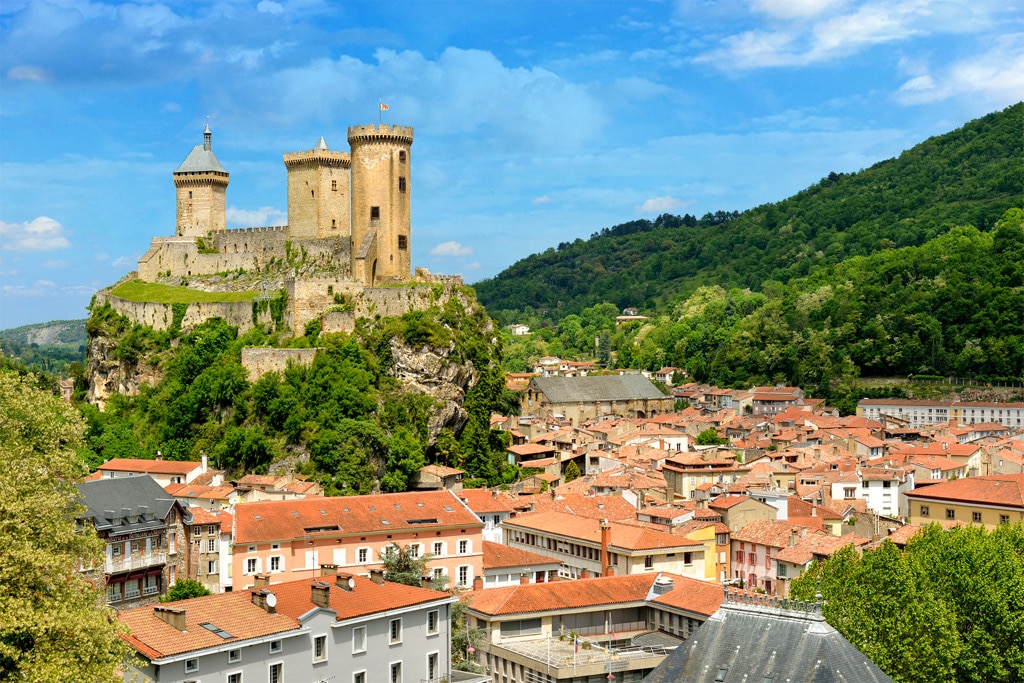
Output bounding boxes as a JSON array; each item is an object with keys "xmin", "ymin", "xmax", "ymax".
[
  {"xmin": 643, "ymin": 591, "xmax": 894, "ymax": 683},
  {"xmin": 77, "ymin": 474, "xmax": 187, "ymax": 536},
  {"xmin": 532, "ymin": 375, "xmax": 668, "ymax": 403},
  {"xmin": 174, "ymin": 126, "xmax": 228, "ymax": 174}
]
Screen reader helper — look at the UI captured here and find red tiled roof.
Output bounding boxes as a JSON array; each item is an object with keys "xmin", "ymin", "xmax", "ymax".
[
  {"xmin": 234, "ymin": 490, "xmax": 481, "ymax": 543},
  {"xmin": 165, "ymin": 483, "xmax": 235, "ymax": 500},
  {"xmin": 528, "ymin": 493, "xmax": 638, "ymax": 521},
  {"xmin": 708, "ymin": 495, "xmax": 751, "ymax": 510},
  {"xmin": 774, "ymin": 532, "xmax": 868, "ymax": 565},
  {"xmin": 504, "ymin": 512, "xmax": 703, "ymax": 551},
  {"xmin": 483, "ymin": 541, "xmax": 560, "ymax": 570},
  {"xmin": 904, "ymin": 474, "xmax": 1024, "ymax": 509},
  {"xmin": 731, "ymin": 519, "xmax": 811, "ymax": 549},
  {"xmin": 99, "ymin": 458, "xmax": 202, "ymax": 475}
]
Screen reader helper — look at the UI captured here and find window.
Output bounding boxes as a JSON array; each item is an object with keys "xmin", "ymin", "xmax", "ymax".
[
  {"xmin": 750, "ymin": 554, "xmax": 758, "ymax": 566},
  {"xmin": 390, "ymin": 618, "xmax": 402, "ymax": 644},
  {"xmin": 193, "ymin": 525, "xmax": 201, "ymax": 536},
  {"xmin": 228, "ymin": 673, "xmax": 242, "ymax": 683},
  {"xmin": 398, "ymin": 234, "xmax": 408, "ymax": 249},
  {"xmin": 458, "ymin": 565, "xmax": 469, "ymax": 587},
  {"xmin": 185, "ymin": 659, "xmax": 198, "ymax": 673},
  {"xmin": 644, "ymin": 555, "xmax": 654, "ymax": 569},
  {"xmin": 208, "ymin": 560, "xmax": 218, "ymax": 575},
  {"xmin": 106, "ymin": 582, "xmax": 122, "ymax": 602},
  {"xmin": 248, "ymin": 545, "xmax": 256, "ymax": 553},
  {"xmin": 844, "ymin": 487, "xmax": 856, "ymax": 500},
  {"xmin": 409, "ymin": 544, "xmax": 420, "ymax": 558},
  {"xmin": 207, "ymin": 525, "xmax": 216, "ymax": 535},
  {"xmin": 428, "ymin": 652, "xmax": 439, "ymax": 680},
  {"xmin": 735, "ymin": 550, "xmax": 744, "ymax": 564},
  {"xmin": 354, "ymin": 672, "xmax": 366, "ymax": 683},
  {"xmin": 427, "ymin": 609, "xmax": 439, "ymax": 635},
  {"xmin": 269, "ymin": 663, "xmax": 282, "ymax": 683},
  {"xmin": 684, "ymin": 552, "xmax": 693, "ymax": 566},
  {"xmin": 390, "ymin": 662, "xmax": 402, "ymax": 683},
  {"xmin": 331, "ymin": 180, "xmax": 338, "ymax": 191},
  {"xmin": 882, "ymin": 481, "xmax": 891, "ymax": 488},
  {"xmin": 269, "ymin": 640, "xmax": 283, "ymax": 654},
  {"xmin": 270, "ymin": 556, "xmax": 281, "ymax": 572},
  {"xmin": 458, "ymin": 539, "xmax": 469, "ymax": 555},
  {"xmin": 715, "ymin": 668, "xmax": 727, "ymax": 682},
  {"xmin": 370, "ymin": 206, "xmax": 380, "ymax": 220},
  {"xmin": 777, "ymin": 563, "xmax": 787, "ymax": 577},
  {"xmin": 973, "ymin": 511, "xmax": 982, "ymax": 523},
  {"xmin": 398, "ymin": 177, "xmax": 406, "ymax": 193},
  {"xmin": 353, "ymin": 625, "xmax": 367, "ymax": 653},
  {"xmin": 946, "ymin": 509, "xmax": 956, "ymax": 520},
  {"xmin": 207, "ymin": 539, "xmax": 216, "ymax": 553},
  {"xmin": 862, "ymin": 481, "xmax": 869, "ymax": 488},
  {"xmin": 144, "ymin": 574, "xmax": 159, "ymax": 595},
  {"xmin": 357, "ymin": 547, "xmax": 369, "ymax": 564},
  {"xmin": 228, "ymin": 649, "xmax": 241, "ymax": 663},
  {"xmin": 1001, "ymin": 515, "xmax": 1011, "ymax": 525},
  {"xmin": 432, "ymin": 567, "xmax": 444, "ymax": 581},
  {"xmin": 920, "ymin": 505, "xmax": 930, "ymax": 517},
  {"xmin": 399, "ymin": 150, "xmax": 406, "ymax": 162},
  {"xmin": 432, "ymin": 541, "xmax": 444, "ymax": 556},
  {"xmin": 313, "ymin": 634, "xmax": 327, "ymax": 663},
  {"xmin": 246, "ymin": 558, "xmax": 258, "ymax": 574}
]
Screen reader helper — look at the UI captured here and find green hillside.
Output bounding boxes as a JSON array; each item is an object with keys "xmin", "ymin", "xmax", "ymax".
[
  {"xmin": 0, "ymin": 319, "xmax": 87, "ymax": 374},
  {"xmin": 474, "ymin": 102, "xmax": 1023, "ymax": 322}
]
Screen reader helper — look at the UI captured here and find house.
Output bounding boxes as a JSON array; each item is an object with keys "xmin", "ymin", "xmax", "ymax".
[
  {"xmin": 730, "ymin": 519, "xmax": 816, "ymax": 594},
  {"xmin": 459, "ymin": 488, "xmax": 520, "ymax": 542},
  {"xmin": 464, "ymin": 572, "xmax": 724, "ymax": 683},
  {"xmin": 828, "ymin": 467, "xmax": 912, "ymax": 518},
  {"xmin": 507, "ymin": 323, "xmax": 530, "ymax": 336},
  {"xmin": 904, "ymin": 473, "xmax": 1024, "ymax": 529},
  {"xmin": 414, "ymin": 464, "xmax": 464, "ymax": 491},
  {"xmin": 76, "ymin": 474, "xmax": 192, "ymax": 607},
  {"xmin": 97, "ymin": 455, "xmax": 213, "ymax": 487},
  {"xmin": 184, "ymin": 507, "xmax": 232, "ymax": 593},
  {"xmin": 118, "ymin": 570, "xmax": 470, "ymax": 683},
  {"xmin": 773, "ymin": 530, "xmax": 870, "ymax": 597},
  {"xmin": 502, "ymin": 512, "xmax": 707, "ymax": 580},
  {"xmin": 708, "ymin": 495, "xmax": 778, "ymax": 533},
  {"xmin": 750, "ymin": 386, "xmax": 805, "ymax": 416},
  {"xmin": 857, "ymin": 398, "xmax": 1024, "ymax": 429},
  {"xmin": 234, "ymin": 472, "xmax": 323, "ymax": 499},
  {"xmin": 165, "ymin": 482, "xmax": 238, "ymax": 511},
  {"xmin": 521, "ymin": 375, "xmax": 675, "ymax": 425},
  {"xmin": 643, "ymin": 587, "xmax": 894, "ymax": 682},
  {"xmin": 661, "ymin": 453, "xmax": 753, "ymax": 500},
  {"xmin": 480, "ymin": 541, "xmax": 561, "ymax": 588},
  {"xmin": 232, "ymin": 489, "xmax": 485, "ymax": 590}
]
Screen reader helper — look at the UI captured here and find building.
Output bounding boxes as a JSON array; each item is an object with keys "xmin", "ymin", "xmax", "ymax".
[
  {"xmin": 904, "ymin": 473, "xmax": 1024, "ymax": 529},
  {"xmin": 76, "ymin": 474, "xmax": 192, "ymax": 607},
  {"xmin": 232, "ymin": 489, "xmax": 484, "ymax": 590},
  {"xmin": 503, "ymin": 512, "xmax": 708, "ymax": 580},
  {"xmin": 522, "ymin": 376, "xmax": 675, "ymax": 425},
  {"xmin": 185, "ymin": 508, "xmax": 233, "ymax": 593},
  {"xmin": 643, "ymin": 588, "xmax": 894, "ymax": 682},
  {"xmin": 97, "ymin": 455, "xmax": 213, "ymax": 487},
  {"xmin": 749, "ymin": 386, "xmax": 805, "ymax": 416},
  {"xmin": 481, "ymin": 540, "xmax": 561, "ymax": 587},
  {"xmin": 772, "ymin": 531, "xmax": 870, "ymax": 597},
  {"xmin": 661, "ymin": 454, "xmax": 753, "ymax": 500},
  {"xmin": 465, "ymin": 572, "xmax": 724, "ymax": 683},
  {"xmin": 857, "ymin": 399, "xmax": 1024, "ymax": 428},
  {"xmin": 118, "ymin": 571, "xmax": 468, "ymax": 683}
]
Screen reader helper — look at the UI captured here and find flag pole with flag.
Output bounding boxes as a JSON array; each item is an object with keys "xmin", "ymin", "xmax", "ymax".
[{"xmin": 379, "ymin": 100, "xmax": 389, "ymax": 124}]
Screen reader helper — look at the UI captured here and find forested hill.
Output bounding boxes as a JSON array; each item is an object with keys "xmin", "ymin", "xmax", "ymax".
[{"xmin": 474, "ymin": 102, "xmax": 1023, "ymax": 322}]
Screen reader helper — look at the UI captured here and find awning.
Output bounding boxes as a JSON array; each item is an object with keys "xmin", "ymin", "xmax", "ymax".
[
  {"xmin": 106, "ymin": 575, "xmax": 126, "ymax": 584},
  {"xmin": 127, "ymin": 571, "xmax": 145, "ymax": 580},
  {"xmin": 146, "ymin": 568, "xmax": 163, "ymax": 577}
]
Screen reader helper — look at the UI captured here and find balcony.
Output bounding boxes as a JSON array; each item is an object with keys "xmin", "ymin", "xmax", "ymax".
[{"xmin": 106, "ymin": 551, "xmax": 167, "ymax": 574}]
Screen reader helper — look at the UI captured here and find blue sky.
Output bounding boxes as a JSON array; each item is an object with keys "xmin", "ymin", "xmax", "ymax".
[{"xmin": 1, "ymin": 0, "xmax": 1022, "ymax": 329}]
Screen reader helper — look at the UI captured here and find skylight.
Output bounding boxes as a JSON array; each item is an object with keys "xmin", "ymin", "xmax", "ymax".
[
  {"xmin": 443, "ymin": 506, "xmax": 454, "ymax": 512},
  {"xmin": 200, "ymin": 622, "xmax": 233, "ymax": 639},
  {"xmin": 407, "ymin": 518, "xmax": 439, "ymax": 525}
]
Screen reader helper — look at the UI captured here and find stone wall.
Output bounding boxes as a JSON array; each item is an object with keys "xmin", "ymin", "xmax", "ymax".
[
  {"xmin": 93, "ymin": 291, "xmax": 276, "ymax": 335},
  {"xmin": 241, "ymin": 347, "xmax": 319, "ymax": 379}
]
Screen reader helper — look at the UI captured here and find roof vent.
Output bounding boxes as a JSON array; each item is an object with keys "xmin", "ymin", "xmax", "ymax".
[{"xmin": 652, "ymin": 576, "xmax": 675, "ymax": 595}]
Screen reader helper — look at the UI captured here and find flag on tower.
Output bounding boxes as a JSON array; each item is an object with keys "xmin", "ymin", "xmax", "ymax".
[{"xmin": 380, "ymin": 102, "xmax": 389, "ymax": 111}]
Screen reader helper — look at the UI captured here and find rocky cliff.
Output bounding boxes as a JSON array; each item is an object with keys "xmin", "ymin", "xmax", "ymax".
[
  {"xmin": 86, "ymin": 327, "xmax": 163, "ymax": 410},
  {"xmin": 389, "ymin": 338, "xmax": 480, "ymax": 442}
]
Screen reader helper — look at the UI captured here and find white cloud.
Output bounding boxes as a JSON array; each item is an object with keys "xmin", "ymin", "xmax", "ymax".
[
  {"xmin": 94, "ymin": 253, "xmax": 110, "ymax": 262},
  {"xmin": 636, "ymin": 196, "xmax": 688, "ymax": 214},
  {"xmin": 751, "ymin": 0, "xmax": 848, "ymax": 20},
  {"xmin": 257, "ymin": 1, "xmax": 285, "ymax": 15},
  {"xmin": 225, "ymin": 206, "xmax": 287, "ymax": 227},
  {"xmin": 43, "ymin": 259, "xmax": 67, "ymax": 269},
  {"xmin": 464, "ymin": 262, "xmax": 481, "ymax": 270},
  {"xmin": 430, "ymin": 241, "xmax": 474, "ymax": 257},
  {"xmin": 897, "ymin": 35, "xmax": 1024, "ymax": 105},
  {"xmin": 7, "ymin": 65, "xmax": 51, "ymax": 82},
  {"xmin": 110, "ymin": 256, "xmax": 134, "ymax": 269},
  {"xmin": 532, "ymin": 195, "xmax": 551, "ymax": 204},
  {"xmin": 0, "ymin": 217, "xmax": 71, "ymax": 251},
  {"xmin": 2, "ymin": 279, "xmax": 57, "ymax": 297}
]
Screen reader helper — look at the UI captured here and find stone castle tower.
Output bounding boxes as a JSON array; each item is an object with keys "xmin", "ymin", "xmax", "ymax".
[
  {"xmin": 173, "ymin": 124, "xmax": 229, "ymax": 237},
  {"xmin": 283, "ymin": 136, "xmax": 351, "ymax": 239}
]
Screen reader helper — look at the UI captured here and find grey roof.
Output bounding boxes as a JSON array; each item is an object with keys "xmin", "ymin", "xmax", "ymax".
[
  {"xmin": 314, "ymin": 136, "xmax": 329, "ymax": 150},
  {"xmin": 174, "ymin": 125, "xmax": 227, "ymax": 174},
  {"xmin": 77, "ymin": 474, "xmax": 188, "ymax": 537},
  {"xmin": 532, "ymin": 375, "xmax": 669, "ymax": 403},
  {"xmin": 643, "ymin": 592, "xmax": 894, "ymax": 683}
]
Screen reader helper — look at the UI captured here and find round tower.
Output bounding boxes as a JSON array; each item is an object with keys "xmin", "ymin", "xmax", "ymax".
[
  {"xmin": 347, "ymin": 124, "xmax": 413, "ymax": 285},
  {"xmin": 283, "ymin": 136, "xmax": 351, "ymax": 239},
  {"xmin": 173, "ymin": 124, "xmax": 229, "ymax": 237}
]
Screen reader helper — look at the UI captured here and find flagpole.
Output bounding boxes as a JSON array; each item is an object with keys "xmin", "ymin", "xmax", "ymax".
[{"xmin": 379, "ymin": 99, "xmax": 382, "ymax": 125}]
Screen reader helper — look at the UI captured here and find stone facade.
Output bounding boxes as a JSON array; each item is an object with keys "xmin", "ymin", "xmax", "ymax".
[{"xmin": 241, "ymin": 347, "xmax": 319, "ymax": 379}]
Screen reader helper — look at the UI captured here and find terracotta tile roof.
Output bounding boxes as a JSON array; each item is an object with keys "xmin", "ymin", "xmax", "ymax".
[
  {"xmin": 165, "ymin": 483, "xmax": 235, "ymax": 500},
  {"xmin": 236, "ymin": 474, "xmax": 279, "ymax": 486},
  {"xmin": 458, "ymin": 488, "xmax": 518, "ymax": 514},
  {"xmin": 731, "ymin": 519, "xmax": 810, "ymax": 549},
  {"xmin": 504, "ymin": 512, "xmax": 703, "ymax": 551},
  {"xmin": 648, "ymin": 576, "xmax": 725, "ymax": 616},
  {"xmin": 528, "ymin": 492, "xmax": 637, "ymax": 521},
  {"xmin": 509, "ymin": 443, "xmax": 557, "ymax": 457},
  {"xmin": 708, "ymin": 495, "xmax": 751, "ymax": 510},
  {"xmin": 466, "ymin": 573, "xmax": 659, "ymax": 616},
  {"xmin": 281, "ymin": 480, "xmax": 319, "ymax": 494},
  {"xmin": 773, "ymin": 531, "xmax": 869, "ymax": 565},
  {"xmin": 483, "ymin": 541, "xmax": 560, "ymax": 570},
  {"xmin": 234, "ymin": 490, "xmax": 481, "ymax": 544},
  {"xmin": 904, "ymin": 474, "xmax": 1024, "ymax": 509},
  {"xmin": 99, "ymin": 458, "xmax": 202, "ymax": 475},
  {"xmin": 119, "ymin": 576, "xmax": 451, "ymax": 659}
]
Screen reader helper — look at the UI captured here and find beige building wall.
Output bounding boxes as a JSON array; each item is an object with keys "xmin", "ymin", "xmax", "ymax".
[
  {"xmin": 174, "ymin": 173, "xmax": 228, "ymax": 237},
  {"xmin": 284, "ymin": 147, "xmax": 351, "ymax": 239},
  {"xmin": 908, "ymin": 499, "xmax": 1023, "ymax": 529}
]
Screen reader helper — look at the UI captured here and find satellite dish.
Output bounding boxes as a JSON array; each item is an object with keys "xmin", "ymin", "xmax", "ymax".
[
  {"xmin": 266, "ymin": 592, "xmax": 277, "ymax": 608},
  {"xmin": 346, "ymin": 576, "xmax": 355, "ymax": 590}
]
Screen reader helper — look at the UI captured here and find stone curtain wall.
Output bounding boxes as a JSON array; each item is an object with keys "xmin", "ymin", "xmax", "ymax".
[
  {"xmin": 241, "ymin": 347, "xmax": 318, "ymax": 378},
  {"xmin": 94, "ymin": 292, "xmax": 276, "ymax": 335}
]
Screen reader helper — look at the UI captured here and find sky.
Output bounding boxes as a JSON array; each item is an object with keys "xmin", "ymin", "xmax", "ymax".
[{"xmin": 1, "ymin": 0, "xmax": 1022, "ymax": 329}]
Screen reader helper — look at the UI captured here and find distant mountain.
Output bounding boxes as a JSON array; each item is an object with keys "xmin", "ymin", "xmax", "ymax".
[
  {"xmin": 474, "ymin": 102, "xmax": 1023, "ymax": 322},
  {"xmin": 0, "ymin": 319, "xmax": 87, "ymax": 374}
]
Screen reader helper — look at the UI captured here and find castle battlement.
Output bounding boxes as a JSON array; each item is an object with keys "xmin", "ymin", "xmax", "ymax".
[
  {"xmin": 173, "ymin": 172, "xmax": 229, "ymax": 185},
  {"xmin": 347, "ymin": 124, "xmax": 414, "ymax": 144},
  {"xmin": 283, "ymin": 149, "xmax": 351, "ymax": 168},
  {"xmin": 223, "ymin": 225, "xmax": 287, "ymax": 235}
]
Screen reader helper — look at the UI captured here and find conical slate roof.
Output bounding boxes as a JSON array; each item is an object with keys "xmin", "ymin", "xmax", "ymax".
[
  {"xmin": 174, "ymin": 124, "xmax": 227, "ymax": 174},
  {"xmin": 643, "ymin": 590, "xmax": 894, "ymax": 683}
]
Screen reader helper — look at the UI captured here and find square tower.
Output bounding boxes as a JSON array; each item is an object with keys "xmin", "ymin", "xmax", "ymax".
[
  {"xmin": 173, "ymin": 125, "xmax": 229, "ymax": 237},
  {"xmin": 284, "ymin": 137, "xmax": 352, "ymax": 239}
]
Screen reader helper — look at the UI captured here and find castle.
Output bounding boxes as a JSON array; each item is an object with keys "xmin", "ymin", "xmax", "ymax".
[
  {"xmin": 108, "ymin": 123, "xmax": 461, "ymax": 339},
  {"xmin": 139, "ymin": 122, "xmax": 414, "ymax": 286}
]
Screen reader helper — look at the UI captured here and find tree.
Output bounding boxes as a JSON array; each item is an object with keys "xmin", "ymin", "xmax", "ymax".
[
  {"xmin": 160, "ymin": 578, "xmax": 213, "ymax": 602},
  {"xmin": 0, "ymin": 369, "xmax": 131, "ymax": 682},
  {"xmin": 695, "ymin": 428, "xmax": 728, "ymax": 446},
  {"xmin": 564, "ymin": 460, "xmax": 581, "ymax": 483},
  {"xmin": 380, "ymin": 542, "xmax": 431, "ymax": 587}
]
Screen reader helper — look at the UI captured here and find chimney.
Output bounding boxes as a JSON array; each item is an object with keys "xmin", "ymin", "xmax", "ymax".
[
  {"xmin": 370, "ymin": 568, "xmax": 385, "ymax": 585},
  {"xmin": 153, "ymin": 606, "xmax": 186, "ymax": 631},
  {"xmin": 492, "ymin": 490, "xmax": 498, "ymax": 499},
  {"xmin": 811, "ymin": 503, "xmax": 817, "ymax": 518},
  {"xmin": 421, "ymin": 575, "xmax": 433, "ymax": 589},
  {"xmin": 320, "ymin": 564, "xmax": 338, "ymax": 577},
  {"xmin": 253, "ymin": 574, "xmax": 271, "ymax": 588},
  {"xmin": 155, "ymin": 450, "xmax": 163, "ymax": 461},
  {"xmin": 473, "ymin": 575, "xmax": 483, "ymax": 591},
  {"xmin": 311, "ymin": 582, "xmax": 331, "ymax": 609},
  {"xmin": 201, "ymin": 452, "xmax": 208, "ymax": 472},
  {"xmin": 520, "ymin": 573, "xmax": 530, "ymax": 585},
  {"xmin": 251, "ymin": 589, "xmax": 276, "ymax": 614},
  {"xmin": 790, "ymin": 527, "xmax": 799, "ymax": 547},
  {"xmin": 605, "ymin": 565, "xmax": 615, "ymax": 576},
  {"xmin": 600, "ymin": 519, "xmax": 612, "ymax": 577},
  {"xmin": 335, "ymin": 573, "xmax": 355, "ymax": 591},
  {"xmin": 580, "ymin": 570, "xmax": 590, "ymax": 579}
]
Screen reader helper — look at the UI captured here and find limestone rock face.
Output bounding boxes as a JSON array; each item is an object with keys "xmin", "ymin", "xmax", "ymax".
[
  {"xmin": 388, "ymin": 338, "xmax": 480, "ymax": 442},
  {"xmin": 86, "ymin": 331, "xmax": 162, "ymax": 411}
]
